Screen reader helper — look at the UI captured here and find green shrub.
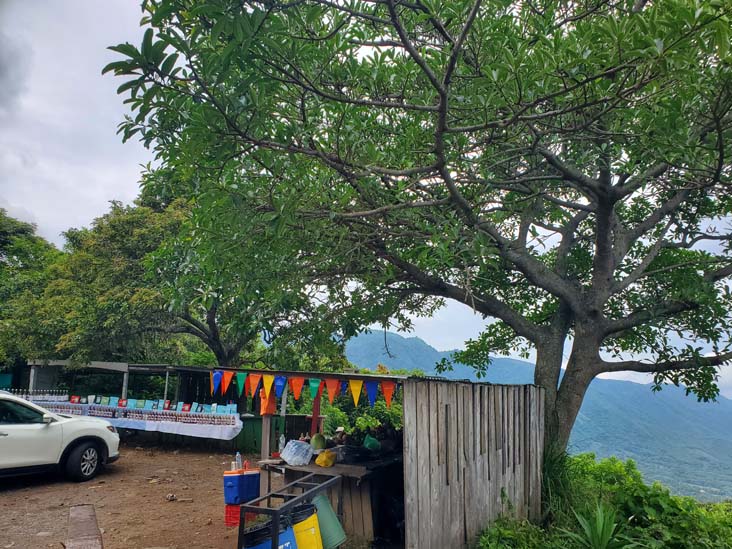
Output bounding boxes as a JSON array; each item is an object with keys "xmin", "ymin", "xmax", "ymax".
[
  {"xmin": 478, "ymin": 517, "xmax": 564, "ymax": 549},
  {"xmin": 615, "ymin": 481, "xmax": 732, "ymax": 548},
  {"xmin": 482, "ymin": 453, "xmax": 732, "ymax": 549}
]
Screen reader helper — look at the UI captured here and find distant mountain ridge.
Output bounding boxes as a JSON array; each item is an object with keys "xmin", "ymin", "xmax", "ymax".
[{"xmin": 345, "ymin": 331, "xmax": 732, "ymax": 501}]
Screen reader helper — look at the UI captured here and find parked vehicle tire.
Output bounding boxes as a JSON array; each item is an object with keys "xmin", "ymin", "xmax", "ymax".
[{"xmin": 65, "ymin": 442, "xmax": 101, "ymax": 482}]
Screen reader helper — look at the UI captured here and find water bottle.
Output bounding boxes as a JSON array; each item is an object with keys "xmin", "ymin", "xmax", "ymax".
[
  {"xmin": 235, "ymin": 451, "xmax": 243, "ymax": 470},
  {"xmin": 279, "ymin": 434, "xmax": 286, "ymax": 452}
]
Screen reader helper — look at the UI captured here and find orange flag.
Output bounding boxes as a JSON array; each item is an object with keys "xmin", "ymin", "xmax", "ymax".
[
  {"xmin": 381, "ymin": 380, "xmax": 396, "ymax": 408},
  {"xmin": 324, "ymin": 378, "xmax": 340, "ymax": 404},
  {"xmin": 289, "ymin": 377, "xmax": 305, "ymax": 400},
  {"xmin": 349, "ymin": 379, "xmax": 364, "ymax": 406},
  {"xmin": 262, "ymin": 374, "xmax": 275, "ymax": 398},
  {"xmin": 209, "ymin": 371, "xmax": 214, "ymax": 395},
  {"xmin": 248, "ymin": 373, "xmax": 262, "ymax": 398},
  {"xmin": 221, "ymin": 371, "xmax": 234, "ymax": 394}
]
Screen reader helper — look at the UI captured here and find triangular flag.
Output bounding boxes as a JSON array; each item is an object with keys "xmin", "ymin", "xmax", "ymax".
[
  {"xmin": 209, "ymin": 371, "xmax": 214, "ymax": 395},
  {"xmin": 244, "ymin": 375, "xmax": 251, "ymax": 397},
  {"xmin": 235, "ymin": 373, "xmax": 247, "ymax": 397},
  {"xmin": 309, "ymin": 378, "xmax": 322, "ymax": 399},
  {"xmin": 365, "ymin": 380, "xmax": 378, "ymax": 407},
  {"xmin": 274, "ymin": 376, "xmax": 287, "ymax": 398},
  {"xmin": 324, "ymin": 378, "xmax": 340, "ymax": 404},
  {"xmin": 262, "ymin": 374, "xmax": 275, "ymax": 398},
  {"xmin": 381, "ymin": 380, "xmax": 396, "ymax": 408},
  {"xmin": 289, "ymin": 377, "xmax": 305, "ymax": 400},
  {"xmin": 221, "ymin": 371, "xmax": 234, "ymax": 395},
  {"xmin": 349, "ymin": 379, "xmax": 363, "ymax": 406},
  {"xmin": 340, "ymin": 381, "xmax": 349, "ymax": 395},
  {"xmin": 212, "ymin": 370, "xmax": 222, "ymax": 395},
  {"xmin": 248, "ymin": 373, "xmax": 262, "ymax": 398}
]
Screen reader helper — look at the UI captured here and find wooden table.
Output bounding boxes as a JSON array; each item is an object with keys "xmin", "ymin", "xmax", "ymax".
[{"xmin": 261, "ymin": 455, "xmax": 403, "ymax": 543}]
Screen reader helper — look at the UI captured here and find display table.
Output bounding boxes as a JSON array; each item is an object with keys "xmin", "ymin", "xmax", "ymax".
[
  {"xmin": 43, "ymin": 402, "xmax": 243, "ymax": 440},
  {"xmin": 106, "ymin": 417, "xmax": 242, "ymax": 440},
  {"xmin": 261, "ymin": 454, "xmax": 403, "ymax": 542}
]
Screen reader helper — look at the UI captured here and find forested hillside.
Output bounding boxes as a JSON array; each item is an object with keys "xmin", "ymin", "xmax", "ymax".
[{"xmin": 346, "ymin": 331, "xmax": 732, "ymax": 500}]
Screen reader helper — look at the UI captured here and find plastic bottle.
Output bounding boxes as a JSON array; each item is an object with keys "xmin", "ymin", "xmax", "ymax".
[
  {"xmin": 235, "ymin": 451, "xmax": 243, "ymax": 470},
  {"xmin": 279, "ymin": 434, "xmax": 286, "ymax": 452}
]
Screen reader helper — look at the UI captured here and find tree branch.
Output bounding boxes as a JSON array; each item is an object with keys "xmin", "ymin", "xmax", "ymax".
[{"xmin": 601, "ymin": 351, "xmax": 732, "ymax": 373}]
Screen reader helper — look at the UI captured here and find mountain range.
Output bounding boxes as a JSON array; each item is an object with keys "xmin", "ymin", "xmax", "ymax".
[{"xmin": 345, "ymin": 331, "xmax": 732, "ymax": 501}]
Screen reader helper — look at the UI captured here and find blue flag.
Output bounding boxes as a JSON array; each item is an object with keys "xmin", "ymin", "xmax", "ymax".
[
  {"xmin": 274, "ymin": 376, "xmax": 287, "ymax": 398},
  {"xmin": 212, "ymin": 370, "xmax": 223, "ymax": 394},
  {"xmin": 365, "ymin": 381, "xmax": 379, "ymax": 407}
]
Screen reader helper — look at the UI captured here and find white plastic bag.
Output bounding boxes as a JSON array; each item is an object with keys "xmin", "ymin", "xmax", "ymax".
[{"xmin": 281, "ymin": 440, "xmax": 313, "ymax": 466}]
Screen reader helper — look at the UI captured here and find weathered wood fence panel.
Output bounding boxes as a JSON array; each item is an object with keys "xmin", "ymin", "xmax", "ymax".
[{"xmin": 403, "ymin": 379, "xmax": 544, "ymax": 548}]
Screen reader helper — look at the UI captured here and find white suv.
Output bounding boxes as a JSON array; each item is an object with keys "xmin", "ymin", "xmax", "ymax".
[{"xmin": 0, "ymin": 392, "xmax": 120, "ymax": 481}]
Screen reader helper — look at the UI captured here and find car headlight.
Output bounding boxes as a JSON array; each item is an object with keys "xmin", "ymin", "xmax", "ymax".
[{"xmin": 106, "ymin": 425, "xmax": 117, "ymax": 434}]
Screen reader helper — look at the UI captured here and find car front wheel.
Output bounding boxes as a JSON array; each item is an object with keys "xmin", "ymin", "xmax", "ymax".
[{"xmin": 65, "ymin": 442, "xmax": 101, "ymax": 482}]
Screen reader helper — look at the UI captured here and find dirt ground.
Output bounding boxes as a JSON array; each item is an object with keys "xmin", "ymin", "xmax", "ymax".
[{"xmin": 0, "ymin": 443, "xmax": 259, "ymax": 549}]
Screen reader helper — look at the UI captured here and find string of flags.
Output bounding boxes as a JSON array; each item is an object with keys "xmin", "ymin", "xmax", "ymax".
[{"xmin": 208, "ymin": 370, "xmax": 398, "ymax": 408}]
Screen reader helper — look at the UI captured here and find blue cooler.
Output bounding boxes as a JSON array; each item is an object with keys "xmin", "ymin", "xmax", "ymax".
[{"xmin": 224, "ymin": 469, "xmax": 260, "ymax": 504}]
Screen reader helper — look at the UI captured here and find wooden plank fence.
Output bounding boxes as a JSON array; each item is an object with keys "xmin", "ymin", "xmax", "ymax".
[{"xmin": 403, "ymin": 379, "xmax": 544, "ymax": 548}]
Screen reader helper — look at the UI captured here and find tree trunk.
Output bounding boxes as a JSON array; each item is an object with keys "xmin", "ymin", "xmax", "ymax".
[
  {"xmin": 535, "ymin": 333, "xmax": 596, "ymax": 454},
  {"xmin": 534, "ymin": 338, "xmax": 564, "ymax": 450}
]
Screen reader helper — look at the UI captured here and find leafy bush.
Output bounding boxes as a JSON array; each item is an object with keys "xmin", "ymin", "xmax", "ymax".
[
  {"xmin": 478, "ymin": 517, "xmax": 564, "ymax": 549},
  {"xmin": 482, "ymin": 453, "xmax": 732, "ymax": 549}
]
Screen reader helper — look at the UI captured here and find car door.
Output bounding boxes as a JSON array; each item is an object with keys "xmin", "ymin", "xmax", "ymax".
[{"xmin": 0, "ymin": 399, "xmax": 63, "ymax": 469}]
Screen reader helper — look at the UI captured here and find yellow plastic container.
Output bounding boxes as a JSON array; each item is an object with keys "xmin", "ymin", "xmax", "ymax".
[{"xmin": 292, "ymin": 504, "xmax": 324, "ymax": 549}]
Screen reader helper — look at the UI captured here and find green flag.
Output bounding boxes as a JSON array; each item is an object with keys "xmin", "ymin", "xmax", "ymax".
[{"xmin": 235, "ymin": 372, "xmax": 247, "ymax": 397}]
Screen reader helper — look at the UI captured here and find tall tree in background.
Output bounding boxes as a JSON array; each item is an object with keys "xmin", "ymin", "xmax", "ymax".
[
  {"xmin": 0, "ymin": 210, "xmax": 61, "ymax": 366},
  {"xmin": 106, "ymin": 0, "xmax": 732, "ymax": 449},
  {"xmin": 40, "ymin": 199, "xmax": 314, "ymax": 367}
]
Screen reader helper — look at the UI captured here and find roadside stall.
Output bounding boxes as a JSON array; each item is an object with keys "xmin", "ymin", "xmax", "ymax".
[{"xmin": 229, "ymin": 369, "xmax": 545, "ymax": 549}]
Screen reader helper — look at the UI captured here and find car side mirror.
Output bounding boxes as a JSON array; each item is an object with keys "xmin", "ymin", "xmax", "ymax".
[{"xmin": 42, "ymin": 414, "xmax": 53, "ymax": 424}]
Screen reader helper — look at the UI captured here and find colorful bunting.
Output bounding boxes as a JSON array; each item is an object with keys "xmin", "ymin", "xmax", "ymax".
[
  {"xmin": 324, "ymin": 378, "xmax": 340, "ymax": 404},
  {"xmin": 235, "ymin": 373, "xmax": 247, "ymax": 397},
  {"xmin": 289, "ymin": 377, "xmax": 305, "ymax": 400},
  {"xmin": 381, "ymin": 380, "xmax": 396, "ymax": 408},
  {"xmin": 262, "ymin": 374, "xmax": 275, "ymax": 398},
  {"xmin": 308, "ymin": 378, "xmax": 322, "ymax": 399},
  {"xmin": 349, "ymin": 379, "xmax": 364, "ymax": 406},
  {"xmin": 221, "ymin": 371, "xmax": 234, "ymax": 394},
  {"xmin": 212, "ymin": 370, "xmax": 222, "ymax": 395},
  {"xmin": 208, "ymin": 369, "xmax": 397, "ymax": 409},
  {"xmin": 248, "ymin": 373, "xmax": 262, "ymax": 398},
  {"xmin": 274, "ymin": 376, "xmax": 287, "ymax": 399},
  {"xmin": 365, "ymin": 380, "xmax": 379, "ymax": 407}
]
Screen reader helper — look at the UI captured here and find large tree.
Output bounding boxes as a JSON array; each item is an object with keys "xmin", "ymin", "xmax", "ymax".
[
  {"xmin": 0, "ymin": 210, "xmax": 61, "ymax": 367},
  {"xmin": 17, "ymin": 199, "xmax": 306, "ymax": 367},
  {"xmin": 106, "ymin": 0, "xmax": 732, "ymax": 449}
]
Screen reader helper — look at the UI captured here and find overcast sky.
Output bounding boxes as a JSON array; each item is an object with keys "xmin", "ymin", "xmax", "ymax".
[{"xmin": 1, "ymin": 1, "xmax": 730, "ymax": 396}]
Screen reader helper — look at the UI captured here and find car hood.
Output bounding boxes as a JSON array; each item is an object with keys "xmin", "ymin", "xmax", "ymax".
[{"xmin": 59, "ymin": 415, "xmax": 112, "ymax": 428}]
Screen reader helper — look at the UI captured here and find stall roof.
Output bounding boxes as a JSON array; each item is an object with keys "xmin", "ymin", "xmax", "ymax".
[
  {"xmin": 27, "ymin": 360, "xmax": 408, "ymax": 381},
  {"xmin": 28, "ymin": 359, "xmax": 128, "ymax": 373}
]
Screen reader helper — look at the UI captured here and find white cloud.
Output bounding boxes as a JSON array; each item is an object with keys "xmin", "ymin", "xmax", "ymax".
[{"xmin": 0, "ymin": 0, "xmax": 149, "ymax": 246}]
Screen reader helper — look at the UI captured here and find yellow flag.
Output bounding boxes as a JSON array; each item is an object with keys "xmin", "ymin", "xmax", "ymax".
[
  {"xmin": 262, "ymin": 374, "xmax": 275, "ymax": 399},
  {"xmin": 349, "ymin": 379, "xmax": 364, "ymax": 406}
]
